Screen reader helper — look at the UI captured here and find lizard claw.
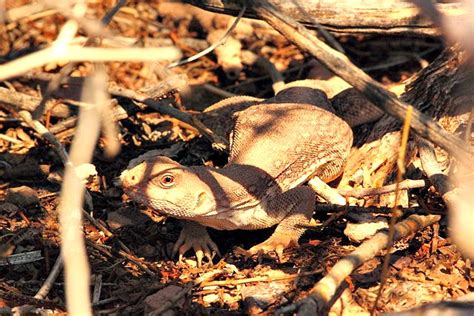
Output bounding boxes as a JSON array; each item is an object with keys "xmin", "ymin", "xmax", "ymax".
[
  {"xmin": 234, "ymin": 237, "xmax": 297, "ymax": 262},
  {"xmin": 172, "ymin": 223, "xmax": 221, "ymax": 267}
]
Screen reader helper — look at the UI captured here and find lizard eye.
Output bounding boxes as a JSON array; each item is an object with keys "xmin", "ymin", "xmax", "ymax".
[{"xmin": 159, "ymin": 173, "xmax": 175, "ymax": 188}]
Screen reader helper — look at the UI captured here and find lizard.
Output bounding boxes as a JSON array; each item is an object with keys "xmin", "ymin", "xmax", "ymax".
[{"xmin": 120, "ymin": 80, "xmax": 380, "ymax": 266}]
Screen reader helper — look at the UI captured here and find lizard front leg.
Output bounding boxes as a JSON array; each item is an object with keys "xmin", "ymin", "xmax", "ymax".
[
  {"xmin": 235, "ymin": 186, "xmax": 315, "ymax": 260},
  {"xmin": 172, "ymin": 221, "xmax": 221, "ymax": 267}
]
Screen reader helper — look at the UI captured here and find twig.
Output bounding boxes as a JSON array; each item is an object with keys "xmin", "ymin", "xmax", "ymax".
[
  {"xmin": 0, "ymin": 86, "xmax": 59, "ymax": 113},
  {"xmin": 107, "ymin": 84, "xmax": 190, "ymax": 120},
  {"xmin": 34, "ymin": 256, "xmax": 63, "ymax": 300},
  {"xmin": 186, "ymin": 0, "xmax": 465, "ymax": 36},
  {"xmin": 108, "ymin": 84, "xmax": 229, "ymax": 149},
  {"xmin": 0, "ymin": 133, "xmax": 22, "ymax": 144},
  {"xmin": 92, "ymin": 274, "xmax": 103, "ymax": 305},
  {"xmin": 81, "ymin": 210, "xmax": 154, "ymax": 275},
  {"xmin": 58, "ymin": 69, "xmax": 113, "ymax": 315},
  {"xmin": 18, "ymin": 111, "xmax": 68, "ymax": 164},
  {"xmin": 0, "ymin": 46, "xmax": 182, "ymax": 81},
  {"xmin": 256, "ymin": 57, "xmax": 285, "ymax": 93},
  {"xmin": 200, "ymin": 268, "xmax": 323, "ymax": 288},
  {"xmin": 2, "ymin": 96, "xmax": 70, "ymax": 307},
  {"xmin": 9, "ymin": 1, "xmax": 84, "ymax": 99},
  {"xmin": 23, "ymin": 72, "xmax": 227, "ymax": 148},
  {"xmin": 338, "ymin": 179, "xmax": 427, "ymax": 198},
  {"xmin": 313, "ymin": 204, "xmax": 441, "ymax": 216},
  {"xmin": 49, "ymin": 100, "xmax": 127, "ymax": 135},
  {"xmin": 32, "ymin": 0, "xmax": 127, "ymax": 119},
  {"xmin": 308, "ymin": 177, "xmax": 346, "ymax": 205},
  {"xmin": 371, "ymin": 106, "xmax": 413, "ymax": 314},
  {"xmin": 100, "ymin": 0, "xmax": 126, "ymax": 26},
  {"xmin": 0, "ymin": 86, "xmax": 125, "ymax": 124},
  {"xmin": 4, "ymin": 3, "xmax": 49, "ymax": 23},
  {"xmin": 81, "ymin": 210, "xmax": 131, "ymax": 254},
  {"xmin": 149, "ymin": 269, "xmax": 226, "ymax": 316},
  {"xmin": 241, "ymin": 50, "xmax": 285, "ymax": 93},
  {"xmin": 167, "ymin": 4, "xmax": 246, "ymax": 68},
  {"xmin": 85, "ymin": 240, "xmax": 155, "ymax": 277},
  {"xmin": 418, "ymin": 139, "xmax": 452, "ymax": 197},
  {"xmin": 279, "ymin": 214, "xmax": 441, "ymax": 315},
  {"xmin": 202, "ymin": 83, "xmax": 236, "ymax": 98},
  {"xmin": 253, "ymin": 0, "xmax": 473, "ymax": 165}
]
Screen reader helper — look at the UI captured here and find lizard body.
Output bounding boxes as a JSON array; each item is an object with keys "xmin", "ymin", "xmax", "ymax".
[{"xmin": 121, "ymin": 81, "xmax": 365, "ymax": 264}]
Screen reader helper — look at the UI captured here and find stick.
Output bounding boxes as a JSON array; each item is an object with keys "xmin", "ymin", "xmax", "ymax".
[
  {"xmin": 18, "ymin": 111, "xmax": 69, "ymax": 164},
  {"xmin": 313, "ymin": 204, "xmax": 441, "ymax": 216},
  {"xmin": 34, "ymin": 256, "xmax": 63, "ymax": 300},
  {"xmin": 32, "ymin": 0, "xmax": 127, "ymax": 119},
  {"xmin": 371, "ymin": 106, "xmax": 413, "ymax": 314},
  {"xmin": 108, "ymin": 84, "xmax": 229, "ymax": 149},
  {"xmin": 185, "ymin": 0, "xmax": 465, "ymax": 36},
  {"xmin": 167, "ymin": 4, "xmax": 246, "ymax": 68},
  {"xmin": 57, "ymin": 68, "xmax": 114, "ymax": 315},
  {"xmin": 338, "ymin": 179, "xmax": 427, "ymax": 198},
  {"xmin": 22, "ymin": 72, "xmax": 227, "ymax": 149},
  {"xmin": 308, "ymin": 177, "xmax": 346, "ymax": 205},
  {"xmin": 278, "ymin": 214, "xmax": 441, "ymax": 315},
  {"xmin": 0, "ymin": 46, "xmax": 182, "ymax": 81},
  {"xmin": 199, "ymin": 268, "xmax": 324, "ymax": 287}
]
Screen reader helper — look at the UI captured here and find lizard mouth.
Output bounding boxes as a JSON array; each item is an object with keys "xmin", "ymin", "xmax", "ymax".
[{"xmin": 123, "ymin": 186, "xmax": 199, "ymax": 219}]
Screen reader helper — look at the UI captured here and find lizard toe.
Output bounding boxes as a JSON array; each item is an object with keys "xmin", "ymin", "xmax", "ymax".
[
  {"xmin": 195, "ymin": 247, "xmax": 204, "ymax": 267},
  {"xmin": 172, "ymin": 229, "xmax": 220, "ymax": 267},
  {"xmin": 234, "ymin": 237, "xmax": 298, "ymax": 262}
]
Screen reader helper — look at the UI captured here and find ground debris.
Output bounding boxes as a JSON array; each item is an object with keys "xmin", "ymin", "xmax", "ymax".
[{"xmin": 0, "ymin": 0, "xmax": 471, "ymax": 315}]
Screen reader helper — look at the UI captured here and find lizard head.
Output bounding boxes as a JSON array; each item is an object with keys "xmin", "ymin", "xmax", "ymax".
[{"xmin": 120, "ymin": 154, "xmax": 216, "ymax": 219}]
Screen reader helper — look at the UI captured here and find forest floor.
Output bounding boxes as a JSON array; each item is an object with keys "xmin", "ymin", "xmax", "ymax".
[{"xmin": 1, "ymin": 1, "xmax": 472, "ymax": 315}]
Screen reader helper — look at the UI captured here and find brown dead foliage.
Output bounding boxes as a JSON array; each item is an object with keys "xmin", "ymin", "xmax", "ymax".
[{"xmin": 0, "ymin": 0, "xmax": 471, "ymax": 315}]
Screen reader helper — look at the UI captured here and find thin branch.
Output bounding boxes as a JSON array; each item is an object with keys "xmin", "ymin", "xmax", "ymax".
[
  {"xmin": 32, "ymin": 0, "xmax": 128, "ymax": 119},
  {"xmin": 100, "ymin": 0, "xmax": 127, "ymax": 26},
  {"xmin": 279, "ymin": 214, "xmax": 441, "ymax": 315},
  {"xmin": 199, "ymin": 268, "xmax": 324, "ymax": 287},
  {"xmin": 308, "ymin": 176, "xmax": 346, "ymax": 205},
  {"xmin": 18, "ymin": 111, "xmax": 68, "ymax": 163},
  {"xmin": 167, "ymin": 4, "xmax": 246, "ymax": 68},
  {"xmin": 338, "ymin": 179, "xmax": 427, "ymax": 198},
  {"xmin": 0, "ymin": 46, "xmax": 182, "ymax": 81},
  {"xmin": 58, "ymin": 69, "xmax": 112, "ymax": 315},
  {"xmin": 371, "ymin": 106, "xmax": 413, "ymax": 314},
  {"xmin": 108, "ymin": 84, "xmax": 229, "ymax": 149},
  {"xmin": 149, "ymin": 269, "xmax": 230, "ymax": 316},
  {"xmin": 202, "ymin": 83, "xmax": 236, "ymax": 98},
  {"xmin": 34, "ymin": 256, "xmax": 63, "ymax": 300},
  {"xmin": 313, "ymin": 204, "xmax": 441, "ymax": 216},
  {"xmin": 20, "ymin": 72, "xmax": 227, "ymax": 148}
]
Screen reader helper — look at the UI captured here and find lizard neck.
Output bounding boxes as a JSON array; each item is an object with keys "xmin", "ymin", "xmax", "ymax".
[
  {"xmin": 190, "ymin": 164, "xmax": 276, "ymax": 205},
  {"xmin": 188, "ymin": 164, "xmax": 280, "ymax": 230}
]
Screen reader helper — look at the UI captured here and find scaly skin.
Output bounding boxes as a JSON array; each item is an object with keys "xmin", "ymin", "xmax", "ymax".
[{"xmin": 121, "ymin": 92, "xmax": 353, "ymax": 265}]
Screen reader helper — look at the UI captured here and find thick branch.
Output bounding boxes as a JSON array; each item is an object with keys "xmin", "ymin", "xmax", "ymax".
[
  {"xmin": 253, "ymin": 0, "xmax": 472, "ymax": 165},
  {"xmin": 186, "ymin": 0, "xmax": 465, "ymax": 35},
  {"xmin": 280, "ymin": 214, "xmax": 441, "ymax": 315}
]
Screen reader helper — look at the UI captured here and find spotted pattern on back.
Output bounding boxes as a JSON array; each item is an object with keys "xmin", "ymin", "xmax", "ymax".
[{"xmin": 228, "ymin": 103, "xmax": 353, "ymax": 193}]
